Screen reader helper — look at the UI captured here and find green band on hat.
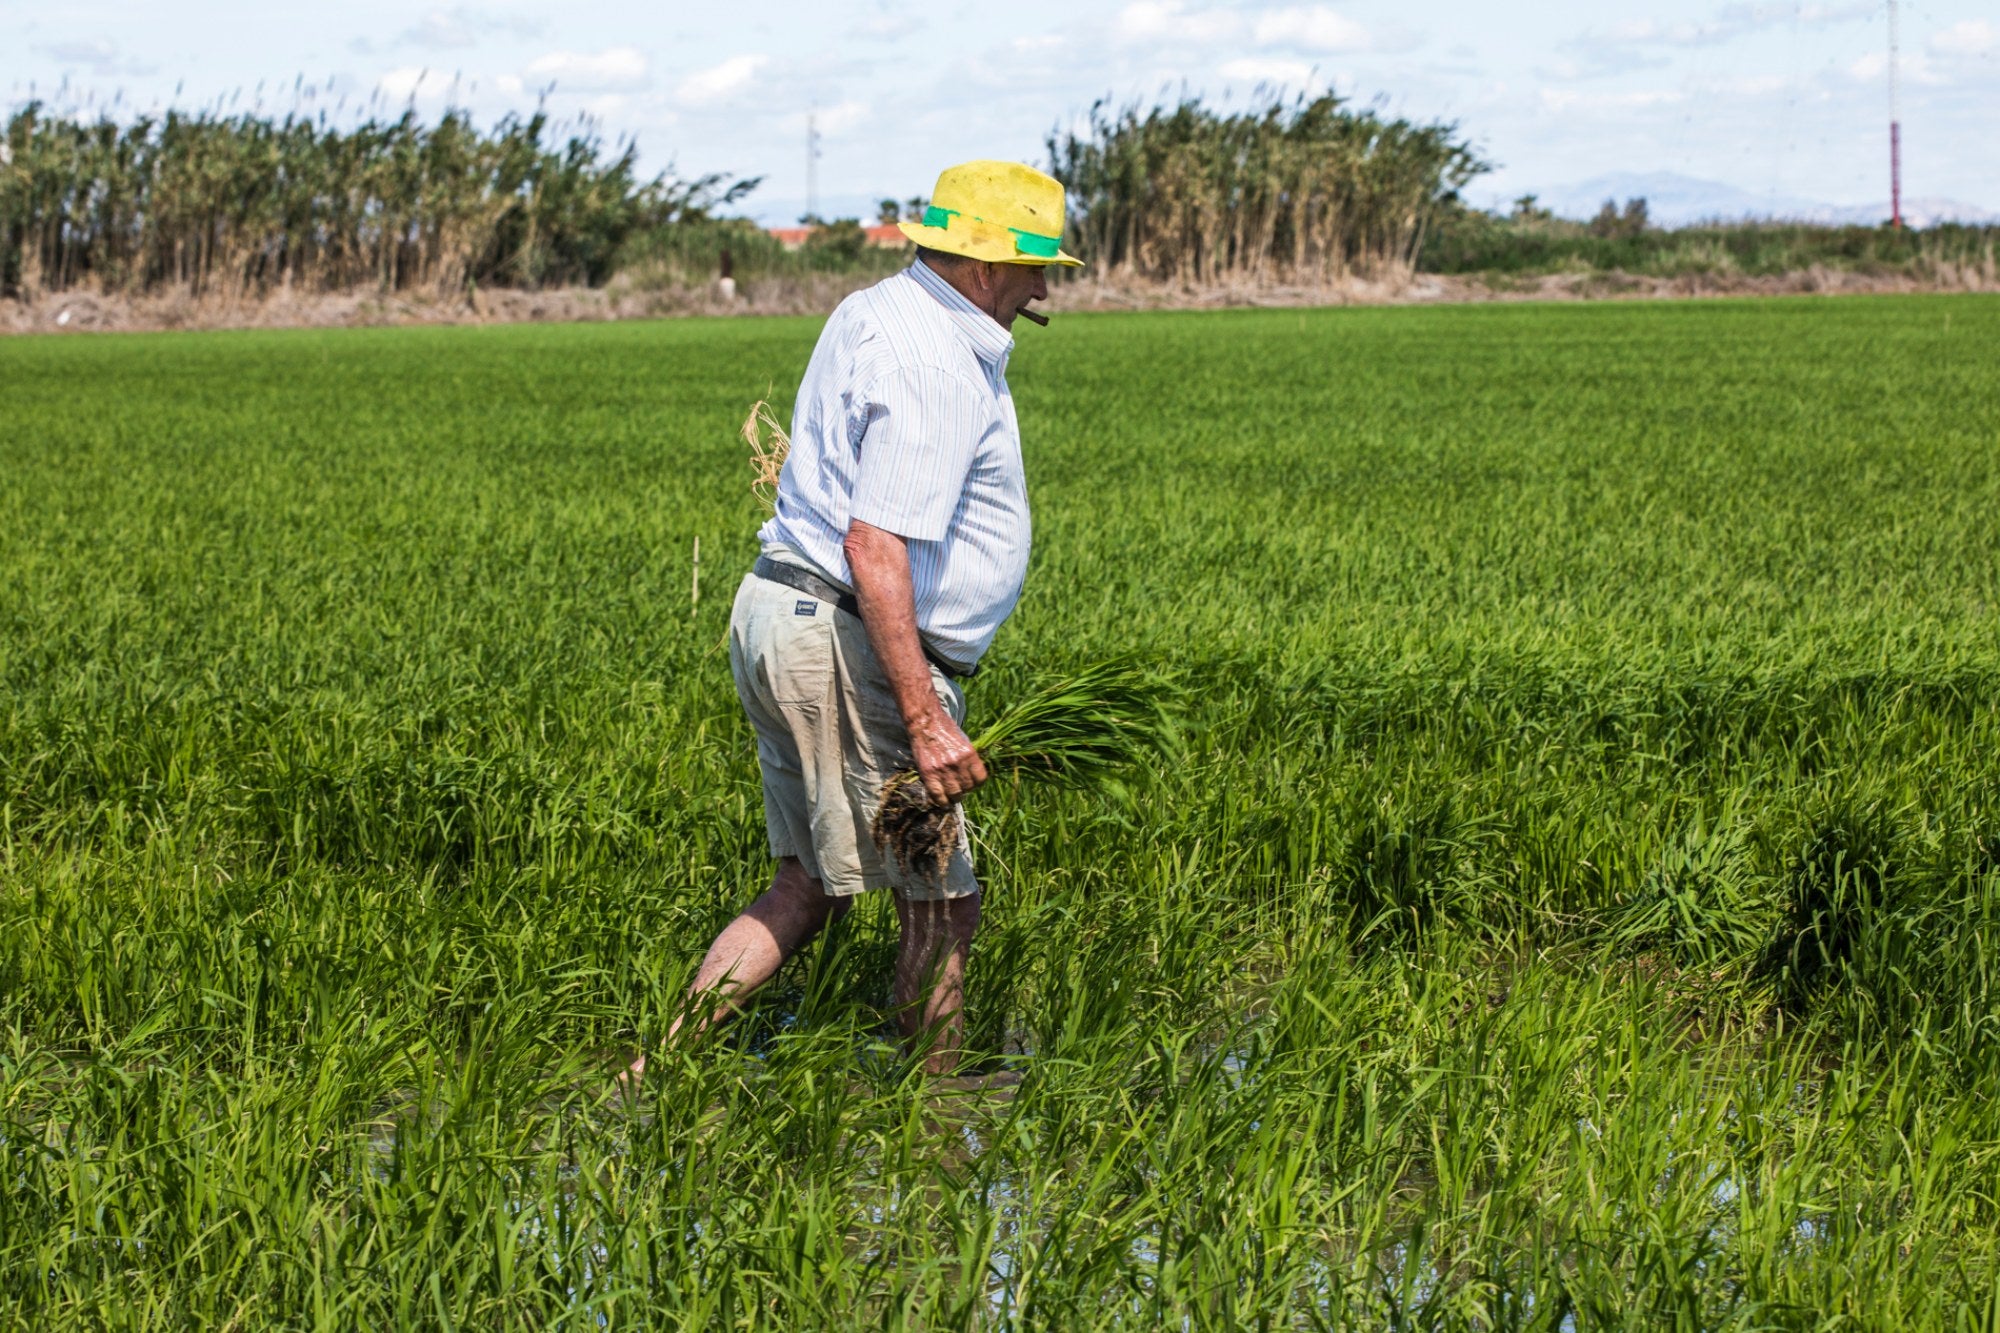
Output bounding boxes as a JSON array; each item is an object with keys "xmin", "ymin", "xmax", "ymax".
[
  {"xmin": 1009, "ymin": 230, "xmax": 1061, "ymax": 258},
  {"xmin": 923, "ymin": 205, "xmax": 1063, "ymax": 259}
]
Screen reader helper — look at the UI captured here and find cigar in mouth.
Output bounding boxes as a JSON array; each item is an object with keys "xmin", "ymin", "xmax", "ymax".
[{"xmin": 1016, "ymin": 304, "xmax": 1050, "ymax": 327}]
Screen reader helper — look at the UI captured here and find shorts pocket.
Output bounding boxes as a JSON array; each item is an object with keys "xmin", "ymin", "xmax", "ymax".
[
  {"xmin": 767, "ymin": 606, "xmax": 835, "ymax": 705},
  {"xmin": 736, "ymin": 579, "xmax": 837, "ymax": 707}
]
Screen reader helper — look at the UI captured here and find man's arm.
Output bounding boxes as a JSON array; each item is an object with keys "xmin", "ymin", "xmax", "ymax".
[{"xmin": 843, "ymin": 518, "xmax": 988, "ymax": 806}]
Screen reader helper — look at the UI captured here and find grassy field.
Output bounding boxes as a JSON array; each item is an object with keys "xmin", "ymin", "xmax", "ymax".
[{"xmin": 3, "ymin": 294, "xmax": 1999, "ymax": 1329}]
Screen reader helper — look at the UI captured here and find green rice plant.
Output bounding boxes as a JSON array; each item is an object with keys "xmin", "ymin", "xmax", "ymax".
[
  {"xmin": 3, "ymin": 295, "xmax": 2000, "ymax": 1326},
  {"xmin": 872, "ymin": 659, "xmax": 1182, "ymax": 883},
  {"xmin": 1333, "ymin": 782, "xmax": 1499, "ymax": 943},
  {"xmin": 1760, "ymin": 794, "xmax": 1906, "ymax": 1010},
  {"xmin": 1608, "ymin": 815, "xmax": 1770, "ymax": 971},
  {"xmin": 962, "ymin": 659, "xmax": 1184, "ymax": 788}
]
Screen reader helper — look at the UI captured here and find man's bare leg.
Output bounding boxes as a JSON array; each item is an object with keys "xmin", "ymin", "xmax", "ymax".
[
  {"xmin": 893, "ymin": 890, "xmax": 981, "ymax": 1075},
  {"xmin": 627, "ymin": 857, "xmax": 847, "ymax": 1080}
]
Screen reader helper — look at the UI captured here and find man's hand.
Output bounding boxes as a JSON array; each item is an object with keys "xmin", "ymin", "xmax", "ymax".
[
  {"xmin": 844, "ymin": 518, "xmax": 989, "ymax": 806},
  {"xmin": 908, "ymin": 707, "xmax": 988, "ymax": 807}
]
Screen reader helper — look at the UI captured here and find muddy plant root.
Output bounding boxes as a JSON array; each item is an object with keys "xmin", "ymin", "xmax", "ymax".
[{"xmin": 871, "ymin": 771, "xmax": 963, "ymax": 886}]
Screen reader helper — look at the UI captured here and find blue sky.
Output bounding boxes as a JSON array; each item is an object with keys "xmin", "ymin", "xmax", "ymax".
[{"xmin": 7, "ymin": 0, "xmax": 1995, "ymax": 223}]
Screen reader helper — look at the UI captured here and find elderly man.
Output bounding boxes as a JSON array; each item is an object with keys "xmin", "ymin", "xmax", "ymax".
[{"xmin": 648, "ymin": 161, "xmax": 1081, "ymax": 1077}]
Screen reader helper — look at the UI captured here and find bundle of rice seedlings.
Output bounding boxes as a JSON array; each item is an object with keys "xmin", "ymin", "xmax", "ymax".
[
  {"xmin": 871, "ymin": 659, "xmax": 1183, "ymax": 884},
  {"xmin": 743, "ymin": 399, "xmax": 790, "ymax": 510}
]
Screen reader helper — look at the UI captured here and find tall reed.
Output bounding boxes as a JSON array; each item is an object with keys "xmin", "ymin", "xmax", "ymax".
[
  {"xmin": 1047, "ymin": 92, "xmax": 1487, "ymax": 285},
  {"xmin": 0, "ymin": 103, "xmax": 756, "ymax": 299}
]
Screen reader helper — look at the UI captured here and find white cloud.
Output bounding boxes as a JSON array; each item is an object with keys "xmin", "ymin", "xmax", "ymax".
[
  {"xmin": 1597, "ymin": 2, "xmax": 1872, "ymax": 48},
  {"xmin": 816, "ymin": 99, "xmax": 869, "ymax": 135},
  {"xmin": 525, "ymin": 46, "xmax": 650, "ymax": 93},
  {"xmin": 1116, "ymin": 1, "xmax": 1384, "ymax": 60},
  {"xmin": 37, "ymin": 37, "xmax": 157, "ymax": 75},
  {"xmin": 41, "ymin": 37, "xmax": 119, "ymax": 66},
  {"xmin": 1115, "ymin": 1, "xmax": 1242, "ymax": 45},
  {"xmin": 1219, "ymin": 57, "xmax": 1321, "ymax": 89},
  {"xmin": 1929, "ymin": 19, "xmax": 1996, "ymax": 55},
  {"xmin": 780, "ymin": 99, "xmax": 868, "ymax": 140},
  {"xmin": 1605, "ymin": 17, "xmax": 1713, "ymax": 44},
  {"xmin": 378, "ymin": 67, "xmax": 444, "ymax": 101},
  {"xmin": 1253, "ymin": 6, "xmax": 1370, "ymax": 52},
  {"xmin": 675, "ymin": 54, "xmax": 767, "ymax": 105},
  {"xmin": 1539, "ymin": 87, "xmax": 1686, "ymax": 111},
  {"xmin": 1561, "ymin": 0, "xmax": 1872, "ymax": 75},
  {"xmin": 1730, "ymin": 73, "xmax": 1790, "ymax": 96},
  {"xmin": 357, "ymin": 8, "xmax": 543, "ymax": 55},
  {"xmin": 1849, "ymin": 51, "xmax": 1946, "ymax": 85},
  {"xmin": 495, "ymin": 73, "xmax": 524, "ymax": 96},
  {"xmin": 403, "ymin": 9, "xmax": 481, "ymax": 50},
  {"xmin": 850, "ymin": 13, "xmax": 921, "ymax": 40}
]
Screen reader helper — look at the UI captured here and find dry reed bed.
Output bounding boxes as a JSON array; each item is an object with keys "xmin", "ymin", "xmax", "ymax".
[
  {"xmin": 0, "ymin": 272, "xmax": 888, "ymax": 334},
  {"xmin": 14, "ymin": 264, "xmax": 2000, "ymax": 336}
]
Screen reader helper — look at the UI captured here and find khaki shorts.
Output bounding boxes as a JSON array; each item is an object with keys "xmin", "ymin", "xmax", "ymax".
[{"xmin": 728, "ymin": 569, "xmax": 977, "ymax": 901}]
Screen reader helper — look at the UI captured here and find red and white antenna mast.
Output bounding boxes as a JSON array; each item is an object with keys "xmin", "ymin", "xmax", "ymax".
[
  {"xmin": 1888, "ymin": 0, "xmax": 1903, "ymax": 229},
  {"xmin": 806, "ymin": 106, "xmax": 822, "ymax": 224}
]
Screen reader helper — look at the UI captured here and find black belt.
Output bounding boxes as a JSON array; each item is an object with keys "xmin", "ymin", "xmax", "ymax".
[{"xmin": 752, "ymin": 556, "xmax": 977, "ymax": 679}]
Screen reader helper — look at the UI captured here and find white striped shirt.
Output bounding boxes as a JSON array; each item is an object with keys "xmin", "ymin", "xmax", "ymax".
[{"xmin": 758, "ymin": 259, "xmax": 1030, "ymax": 668}]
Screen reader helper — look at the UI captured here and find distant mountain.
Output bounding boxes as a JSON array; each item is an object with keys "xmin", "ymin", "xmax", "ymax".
[
  {"xmin": 1799, "ymin": 198, "xmax": 2000, "ymax": 228},
  {"xmin": 746, "ymin": 194, "xmax": 899, "ymax": 229},
  {"xmin": 1510, "ymin": 171, "xmax": 1997, "ymax": 229},
  {"xmin": 1528, "ymin": 172, "xmax": 1818, "ymax": 226}
]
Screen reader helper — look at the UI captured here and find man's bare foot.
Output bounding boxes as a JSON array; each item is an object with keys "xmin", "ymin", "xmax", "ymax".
[{"xmin": 615, "ymin": 1050, "xmax": 652, "ymax": 1099}]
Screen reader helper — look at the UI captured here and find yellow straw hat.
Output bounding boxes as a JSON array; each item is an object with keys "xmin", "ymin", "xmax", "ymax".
[{"xmin": 897, "ymin": 160, "xmax": 1084, "ymax": 268}]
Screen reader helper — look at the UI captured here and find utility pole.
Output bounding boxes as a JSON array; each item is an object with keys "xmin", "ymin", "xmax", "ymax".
[
  {"xmin": 805, "ymin": 106, "xmax": 822, "ymax": 225},
  {"xmin": 1888, "ymin": 0, "xmax": 1903, "ymax": 229}
]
